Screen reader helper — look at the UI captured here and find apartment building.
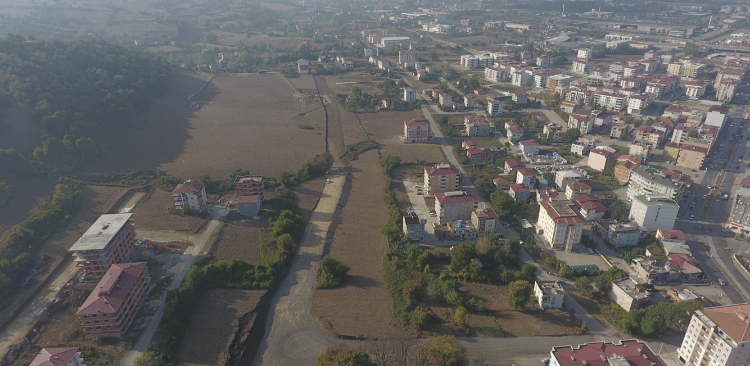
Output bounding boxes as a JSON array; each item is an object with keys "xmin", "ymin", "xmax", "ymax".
[
  {"xmin": 438, "ymin": 93, "xmax": 453, "ymax": 109},
  {"xmin": 398, "ymin": 50, "xmax": 412, "ymax": 64},
  {"xmin": 533, "ymin": 281, "xmax": 564, "ymax": 309},
  {"xmin": 543, "ymin": 124, "xmax": 563, "ymax": 141},
  {"xmin": 568, "ymin": 113, "xmax": 593, "ymax": 135},
  {"xmin": 685, "ymin": 81, "xmax": 707, "ymax": 99},
  {"xmin": 676, "ymin": 144, "xmax": 708, "ymax": 170},
  {"xmin": 435, "ymin": 191, "xmax": 479, "ymax": 225},
  {"xmin": 404, "ymin": 88, "xmax": 416, "ymax": 102},
  {"xmin": 235, "ymin": 175, "xmax": 264, "ymax": 199},
  {"xmin": 546, "ymin": 74, "xmax": 572, "ymax": 90},
  {"xmin": 577, "ymin": 49, "xmax": 592, "ymax": 60},
  {"xmin": 518, "ymin": 140, "xmax": 540, "ymax": 155},
  {"xmin": 607, "ymin": 223, "xmax": 641, "ymax": 247},
  {"xmin": 507, "ymin": 126, "xmax": 525, "ymax": 141},
  {"xmin": 404, "ymin": 119, "xmax": 431, "ymax": 143},
  {"xmin": 517, "ymin": 168, "xmax": 537, "ymax": 189},
  {"xmin": 537, "ymin": 55, "xmax": 550, "ymax": 68},
  {"xmin": 677, "ymin": 304, "xmax": 750, "ymax": 366},
  {"xmin": 504, "ymin": 158, "xmax": 525, "ymax": 174},
  {"xmin": 537, "ymin": 199, "xmax": 585, "ymax": 252},
  {"xmin": 30, "ymin": 348, "xmax": 85, "ymax": 366},
  {"xmin": 610, "ymin": 277, "xmax": 652, "ymax": 312},
  {"xmin": 565, "ymin": 88, "xmax": 594, "ymax": 106},
  {"xmin": 68, "ymin": 214, "xmax": 136, "ymax": 279},
  {"xmin": 76, "ymin": 262, "xmax": 150, "ymax": 337},
  {"xmin": 627, "ymin": 94, "xmax": 651, "ymax": 114},
  {"xmin": 555, "ymin": 170, "xmax": 583, "ymax": 191},
  {"xmin": 717, "ymin": 80, "xmax": 739, "ymax": 103},
  {"xmin": 629, "ymin": 195, "xmax": 680, "ymax": 231},
  {"xmin": 471, "ymin": 208, "xmax": 498, "ymax": 237},
  {"xmin": 588, "ymin": 146, "xmax": 616, "ymax": 171},
  {"xmin": 423, "ymin": 163, "xmax": 460, "ymax": 196},
  {"xmin": 402, "ymin": 212, "xmax": 423, "ymax": 241},
  {"xmin": 172, "ymin": 180, "xmax": 207, "ymax": 211},
  {"xmin": 487, "ymin": 99, "xmax": 503, "ymax": 117},
  {"xmin": 627, "ymin": 165, "xmax": 685, "ymax": 200},
  {"xmin": 572, "ymin": 59, "xmax": 593, "ymax": 74},
  {"xmin": 511, "ymin": 71, "xmax": 532, "ymax": 86},
  {"xmin": 593, "ymin": 91, "xmax": 628, "ymax": 111},
  {"xmin": 550, "ymin": 340, "xmax": 665, "ymax": 366}
]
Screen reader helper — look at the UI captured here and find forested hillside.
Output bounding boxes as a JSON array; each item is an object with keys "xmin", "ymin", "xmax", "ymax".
[{"xmin": 0, "ymin": 34, "xmax": 172, "ymax": 174}]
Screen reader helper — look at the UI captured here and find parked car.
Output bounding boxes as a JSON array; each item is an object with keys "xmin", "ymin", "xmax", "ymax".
[
  {"xmin": 587, "ymin": 248, "xmax": 595, "ymax": 254},
  {"xmin": 718, "ymin": 279, "xmax": 727, "ymax": 286},
  {"xmin": 690, "ymin": 215, "xmax": 695, "ymax": 220}
]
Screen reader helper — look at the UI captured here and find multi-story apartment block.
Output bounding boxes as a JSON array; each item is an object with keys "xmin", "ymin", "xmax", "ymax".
[
  {"xmin": 629, "ymin": 195, "xmax": 679, "ymax": 231},
  {"xmin": 565, "ymin": 88, "xmax": 594, "ymax": 106},
  {"xmin": 671, "ymin": 123, "xmax": 691, "ymax": 144},
  {"xmin": 511, "ymin": 72, "xmax": 532, "ymax": 86},
  {"xmin": 677, "ymin": 304, "xmax": 750, "ymax": 366},
  {"xmin": 627, "ymin": 165, "xmax": 685, "ymax": 200},
  {"xmin": 588, "ymin": 146, "xmax": 616, "ymax": 171},
  {"xmin": 717, "ymin": 80, "xmax": 739, "ymax": 103},
  {"xmin": 538, "ymin": 199, "xmax": 584, "ymax": 252},
  {"xmin": 546, "ymin": 74, "xmax": 572, "ymax": 90},
  {"xmin": 572, "ymin": 59, "xmax": 593, "ymax": 74},
  {"xmin": 610, "ymin": 277, "xmax": 652, "ymax": 312},
  {"xmin": 172, "ymin": 180, "xmax": 207, "ymax": 211},
  {"xmin": 728, "ymin": 195, "xmax": 750, "ymax": 234},
  {"xmin": 577, "ymin": 49, "xmax": 592, "ymax": 60},
  {"xmin": 533, "ymin": 281, "xmax": 564, "ymax": 309},
  {"xmin": 30, "ymin": 348, "xmax": 85, "ymax": 366},
  {"xmin": 471, "ymin": 208, "xmax": 498, "ymax": 237},
  {"xmin": 593, "ymin": 91, "xmax": 628, "ymax": 111},
  {"xmin": 507, "ymin": 126, "xmax": 524, "ymax": 141},
  {"xmin": 550, "ymin": 340, "xmax": 666, "ymax": 366},
  {"xmin": 438, "ymin": 93, "xmax": 453, "ymax": 109},
  {"xmin": 423, "ymin": 163, "xmax": 460, "ymax": 195},
  {"xmin": 517, "ymin": 168, "xmax": 537, "ymax": 189},
  {"xmin": 404, "ymin": 119, "xmax": 431, "ymax": 143},
  {"xmin": 568, "ymin": 113, "xmax": 593, "ymax": 135},
  {"xmin": 676, "ymin": 144, "xmax": 708, "ymax": 170},
  {"xmin": 435, "ymin": 191, "xmax": 479, "ymax": 225},
  {"xmin": 76, "ymin": 262, "xmax": 150, "ymax": 337},
  {"xmin": 402, "ymin": 212, "xmax": 423, "ymax": 241},
  {"xmin": 484, "ymin": 67, "xmax": 506, "ymax": 82},
  {"xmin": 684, "ymin": 81, "xmax": 706, "ymax": 99},
  {"xmin": 537, "ymin": 55, "xmax": 550, "ymax": 68},
  {"xmin": 487, "ymin": 99, "xmax": 503, "ymax": 117},
  {"xmin": 627, "ymin": 94, "xmax": 651, "ymax": 114},
  {"xmin": 543, "ymin": 124, "xmax": 563, "ymax": 141},
  {"xmin": 235, "ymin": 175, "xmax": 264, "ymax": 199},
  {"xmin": 404, "ymin": 88, "xmax": 416, "ymax": 102},
  {"xmin": 68, "ymin": 214, "xmax": 136, "ymax": 279},
  {"xmin": 610, "ymin": 122, "xmax": 629, "ymax": 140},
  {"xmin": 398, "ymin": 50, "xmax": 412, "ymax": 64}
]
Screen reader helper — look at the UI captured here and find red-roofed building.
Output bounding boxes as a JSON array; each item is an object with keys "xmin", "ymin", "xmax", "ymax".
[
  {"xmin": 462, "ymin": 140, "xmax": 478, "ymax": 150},
  {"xmin": 565, "ymin": 182, "xmax": 592, "ymax": 199},
  {"xmin": 29, "ymin": 348, "xmax": 84, "ymax": 366},
  {"xmin": 676, "ymin": 144, "xmax": 708, "ymax": 170},
  {"xmin": 538, "ymin": 199, "xmax": 585, "ymax": 252},
  {"xmin": 404, "ymin": 119, "xmax": 431, "ymax": 143},
  {"xmin": 76, "ymin": 262, "xmax": 150, "ymax": 337},
  {"xmin": 237, "ymin": 195, "xmax": 262, "ymax": 217},
  {"xmin": 668, "ymin": 253, "xmax": 703, "ymax": 282},
  {"xmin": 740, "ymin": 175, "xmax": 750, "ymax": 197},
  {"xmin": 588, "ymin": 147, "xmax": 616, "ymax": 171},
  {"xmin": 614, "ymin": 160, "xmax": 639, "ymax": 184},
  {"xmin": 507, "ymin": 126, "xmax": 525, "ymax": 141},
  {"xmin": 504, "ymin": 159, "xmax": 526, "ymax": 174},
  {"xmin": 466, "ymin": 147, "xmax": 486, "ymax": 161},
  {"xmin": 172, "ymin": 180, "xmax": 207, "ymax": 211},
  {"xmin": 677, "ymin": 304, "xmax": 750, "ymax": 366},
  {"xmin": 571, "ymin": 193, "xmax": 607, "ymax": 222},
  {"xmin": 550, "ymin": 340, "xmax": 666, "ymax": 366},
  {"xmin": 517, "ymin": 168, "xmax": 537, "ymax": 189},
  {"xmin": 423, "ymin": 163, "xmax": 460, "ymax": 195},
  {"xmin": 509, "ymin": 183, "xmax": 530, "ymax": 202},
  {"xmin": 465, "ymin": 115, "xmax": 494, "ymax": 136},
  {"xmin": 518, "ymin": 139, "xmax": 540, "ymax": 155},
  {"xmin": 435, "ymin": 191, "xmax": 479, "ymax": 224},
  {"xmin": 493, "ymin": 177, "xmax": 510, "ymax": 190},
  {"xmin": 471, "ymin": 208, "xmax": 499, "ymax": 236}
]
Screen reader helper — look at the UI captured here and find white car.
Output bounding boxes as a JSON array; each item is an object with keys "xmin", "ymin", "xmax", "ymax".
[{"xmin": 690, "ymin": 215, "xmax": 695, "ymax": 220}]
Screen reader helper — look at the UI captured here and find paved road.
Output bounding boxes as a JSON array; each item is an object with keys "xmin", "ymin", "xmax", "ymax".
[
  {"xmin": 121, "ymin": 219, "xmax": 222, "ymax": 366},
  {"xmin": 251, "ymin": 175, "xmax": 346, "ymax": 366}
]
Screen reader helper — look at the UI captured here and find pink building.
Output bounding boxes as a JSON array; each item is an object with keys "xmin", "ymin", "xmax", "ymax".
[
  {"xmin": 588, "ymin": 147, "xmax": 615, "ymax": 171},
  {"xmin": 29, "ymin": 348, "xmax": 85, "ymax": 366},
  {"xmin": 404, "ymin": 119, "xmax": 430, "ymax": 143}
]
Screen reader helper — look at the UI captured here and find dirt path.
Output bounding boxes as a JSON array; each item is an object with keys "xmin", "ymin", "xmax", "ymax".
[
  {"xmin": 120, "ymin": 219, "xmax": 222, "ymax": 366},
  {"xmin": 312, "ymin": 75, "xmax": 346, "ymax": 167},
  {"xmin": 251, "ymin": 174, "xmax": 346, "ymax": 366}
]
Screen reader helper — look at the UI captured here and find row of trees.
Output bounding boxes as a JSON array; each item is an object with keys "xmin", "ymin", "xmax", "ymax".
[{"xmin": 317, "ymin": 336, "xmax": 487, "ymax": 366}]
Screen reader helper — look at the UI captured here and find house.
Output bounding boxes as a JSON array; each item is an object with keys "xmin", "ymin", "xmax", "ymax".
[
  {"xmin": 435, "ymin": 191, "xmax": 479, "ymax": 225},
  {"xmin": 463, "ymin": 94, "xmax": 478, "ymax": 109},
  {"xmin": 493, "ymin": 177, "xmax": 510, "ymax": 190},
  {"xmin": 237, "ymin": 195, "xmax": 262, "ymax": 217},
  {"xmin": 402, "ymin": 212, "xmax": 423, "ymax": 241},
  {"xmin": 676, "ymin": 144, "xmax": 708, "ymax": 170},
  {"xmin": 513, "ymin": 92, "xmax": 529, "ymax": 106},
  {"xmin": 504, "ymin": 159, "xmax": 525, "ymax": 174},
  {"xmin": 516, "ymin": 168, "xmax": 537, "ymax": 189},
  {"xmin": 487, "ymin": 99, "xmax": 503, "ymax": 117},
  {"xmin": 554, "ymin": 170, "xmax": 582, "ymax": 192},
  {"xmin": 518, "ymin": 140, "xmax": 540, "ymax": 155},
  {"xmin": 565, "ymin": 182, "xmax": 592, "ymax": 199},
  {"xmin": 657, "ymin": 229, "xmax": 690, "ymax": 256},
  {"xmin": 467, "ymin": 148, "xmax": 486, "ymax": 161},
  {"xmin": 506, "ymin": 126, "xmax": 525, "ymax": 141},
  {"xmin": 235, "ymin": 175, "xmax": 264, "ymax": 199},
  {"xmin": 610, "ymin": 277, "xmax": 651, "ymax": 312},
  {"xmin": 471, "ymin": 208, "xmax": 498, "ymax": 237},
  {"xmin": 76, "ymin": 262, "xmax": 150, "ymax": 337},
  {"xmin": 509, "ymin": 183, "xmax": 530, "ymax": 202},
  {"xmin": 462, "ymin": 140, "xmax": 478, "ymax": 150},
  {"xmin": 587, "ymin": 146, "xmax": 616, "ymax": 171},
  {"xmin": 607, "ymin": 223, "xmax": 641, "ymax": 247},
  {"xmin": 629, "ymin": 195, "xmax": 679, "ymax": 231},
  {"xmin": 543, "ymin": 124, "xmax": 563, "ymax": 141},
  {"xmin": 677, "ymin": 304, "xmax": 750, "ymax": 366},
  {"xmin": 438, "ymin": 93, "xmax": 453, "ymax": 109},
  {"xmin": 668, "ymin": 253, "xmax": 703, "ymax": 283},
  {"xmin": 571, "ymin": 193, "xmax": 607, "ymax": 222},
  {"xmin": 29, "ymin": 348, "xmax": 85, "ymax": 366},
  {"xmin": 550, "ymin": 340, "xmax": 666, "ymax": 366},
  {"xmin": 533, "ymin": 281, "xmax": 564, "ymax": 309},
  {"xmin": 172, "ymin": 180, "xmax": 207, "ymax": 211},
  {"xmin": 404, "ymin": 119, "xmax": 431, "ymax": 143},
  {"xmin": 464, "ymin": 115, "xmax": 494, "ymax": 136},
  {"xmin": 537, "ymin": 199, "xmax": 585, "ymax": 252},
  {"xmin": 68, "ymin": 214, "xmax": 136, "ymax": 279},
  {"xmin": 610, "ymin": 123, "xmax": 629, "ymax": 140},
  {"xmin": 423, "ymin": 163, "xmax": 460, "ymax": 196},
  {"xmin": 298, "ymin": 59, "xmax": 310, "ymax": 74}
]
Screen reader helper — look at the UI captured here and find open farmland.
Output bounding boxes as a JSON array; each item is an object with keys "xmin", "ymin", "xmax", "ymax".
[
  {"xmin": 82, "ymin": 72, "xmax": 326, "ymax": 180},
  {"xmin": 357, "ymin": 111, "xmax": 446, "ymax": 163},
  {"xmin": 179, "ymin": 289, "xmax": 266, "ymax": 366},
  {"xmin": 311, "ymin": 150, "xmax": 411, "ymax": 339}
]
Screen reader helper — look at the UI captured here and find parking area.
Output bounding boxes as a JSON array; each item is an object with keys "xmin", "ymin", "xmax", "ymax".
[
  {"xmin": 402, "ymin": 178, "xmax": 440, "ymax": 243},
  {"xmin": 554, "ymin": 247, "xmax": 611, "ymax": 271}
]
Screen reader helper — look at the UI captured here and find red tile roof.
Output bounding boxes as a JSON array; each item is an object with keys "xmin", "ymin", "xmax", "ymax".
[
  {"xmin": 680, "ymin": 144, "xmax": 708, "ymax": 154},
  {"xmin": 238, "ymin": 195, "xmax": 260, "ymax": 204},
  {"xmin": 467, "ymin": 148, "xmax": 485, "ymax": 156},
  {"xmin": 76, "ymin": 262, "xmax": 148, "ymax": 316},
  {"xmin": 425, "ymin": 165, "xmax": 459, "ymax": 177},
  {"xmin": 474, "ymin": 207, "xmax": 499, "ymax": 220},
  {"xmin": 29, "ymin": 348, "xmax": 79, "ymax": 366},
  {"xmin": 658, "ymin": 229, "xmax": 686, "ymax": 241},
  {"xmin": 508, "ymin": 126, "xmax": 525, "ymax": 133},
  {"xmin": 551, "ymin": 340, "xmax": 666, "ymax": 366},
  {"xmin": 517, "ymin": 168, "xmax": 536, "ymax": 176},
  {"xmin": 519, "ymin": 139, "xmax": 540, "ymax": 146},
  {"xmin": 435, "ymin": 191, "xmax": 478, "ymax": 205},
  {"xmin": 509, "ymin": 183, "xmax": 529, "ymax": 193},
  {"xmin": 590, "ymin": 148, "xmax": 614, "ymax": 158},
  {"xmin": 404, "ymin": 119, "xmax": 430, "ymax": 126},
  {"xmin": 505, "ymin": 159, "xmax": 525, "ymax": 168},
  {"xmin": 173, "ymin": 182, "xmax": 205, "ymax": 194},
  {"xmin": 742, "ymin": 175, "xmax": 750, "ymax": 188},
  {"xmin": 616, "ymin": 155, "xmax": 642, "ymax": 165},
  {"xmin": 700, "ymin": 304, "xmax": 750, "ymax": 343}
]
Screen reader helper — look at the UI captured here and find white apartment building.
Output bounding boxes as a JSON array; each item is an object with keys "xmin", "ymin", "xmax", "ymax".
[
  {"xmin": 577, "ymin": 49, "xmax": 592, "ymax": 60},
  {"xmin": 435, "ymin": 191, "xmax": 479, "ymax": 225},
  {"xmin": 566, "ymin": 88, "xmax": 594, "ymax": 106},
  {"xmin": 717, "ymin": 80, "xmax": 739, "ymax": 103},
  {"xmin": 533, "ymin": 281, "xmax": 565, "ymax": 309},
  {"xmin": 538, "ymin": 199, "xmax": 585, "ymax": 252},
  {"xmin": 484, "ymin": 67, "xmax": 506, "ymax": 82},
  {"xmin": 487, "ymin": 99, "xmax": 503, "ymax": 117},
  {"xmin": 593, "ymin": 91, "xmax": 628, "ymax": 111},
  {"xmin": 629, "ymin": 195, "xmax": 679, "ymax": 231},
  {"xmin": 398, "ymin": 50, "xmax": 413, "ymax": 64},
  {"xmin": 172, "ymin": 180, "xmax": 207, "ymax": 211},
  {"xmin": 512, "ymin": 72, "xmax": 532, "ymax": 86},
  {"xmin": 627, "ymin": 94, "xmax": 650, "ymax": 114},
  {"xmin": 627, "ymin": 165, "xmax": 684, "ymax": 200},
  {"xmin": 379, "ymin": 36, "xmax": 410, "ymax": 48},
  {"xmin": 677, "ymin": 304, "xmax": 750, "ymax": 366},
  {"xmin": 404, "ymin": 88, "xmax": 416, "ymax": 102},
  {"xmin": 572, "ymin": 59, "xmax": 593, "ymax": 74},
  {"xmin": 685, "ymin": 81, "xmax": 707, "ymax": 99}
]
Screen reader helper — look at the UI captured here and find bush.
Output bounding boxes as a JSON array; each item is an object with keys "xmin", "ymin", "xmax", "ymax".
[
  {"xmin": 316, "ymin": 255, "xmax": 351, "ymax": 289},
  {"xmin": 342, "ymin": 140, "xmax": 379, "ymax": 161}
]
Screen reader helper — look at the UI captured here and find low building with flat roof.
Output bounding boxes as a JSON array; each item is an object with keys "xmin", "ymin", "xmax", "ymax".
[
  {"xmin": 68, "ymin": 214, "xmax": 136, "ymax": 279},
  {"xmin": 610, "ymin": 277, "xmax": 651, "ymax": 312},
  {"xmin": 534, "ymin": 281, "xmax": 565, "ymax": 309}
]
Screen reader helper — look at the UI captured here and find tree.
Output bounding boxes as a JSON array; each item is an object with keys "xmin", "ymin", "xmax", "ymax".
[
  {"xmin": 430, "ymin": 50, "xmax": 439, "ymax": 60},
  {"xmin": 507, "ymin": 280, "xmax": 533, "ymax": 310},
  {"xmin": 453, "ymin": 306, "xmax": 468, "ymax": 328},
  {"xmin": 564, "ymin": 128, "xmax": 581, "ymax": 142},
  {"xmin": 688, "ymin": 129, "xmax": 699, "ymax": 138},
  {"xmin": 415, "ymin": 336, "xmax": 468, "ymax": 366},
  {"xmin": 575, "ymin": 277, "xmax": 593, "ymax": 296},
  {"xmin": 504, "ymin": 99, "xmax": 516, "ymax": 113},
  {"xmin": 450, "ymin": 241, "xmax": 475, "ymax": 273},
  {"xmin": 542, "ymin": 171, "xmax": 554, "ymax": 184},
  {"xmin": 133, "ymin": 352, "xmax": 166, "ymax": 366},
  {"xmin": 317, "ymin": 344, "xmax": 377, "ymax": 366},
  {"xmin": 608, "ymin": 200, "xmax": 630, "ymax": 223},
  {"xmin": 519, "ymin": 264, "xmax": 537, "ymax": 282},
  {"xmin": 594, "ymin": 274, "xmax": 611, "ymax": 293},
  {"xmin": 683, "ymin": 43, "xmax": 697, "ymax": 56}
]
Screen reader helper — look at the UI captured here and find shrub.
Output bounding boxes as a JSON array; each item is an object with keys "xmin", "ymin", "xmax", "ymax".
[{"xmin": 316, "ymin": 256, "xmax": 351, "ymax": 289}]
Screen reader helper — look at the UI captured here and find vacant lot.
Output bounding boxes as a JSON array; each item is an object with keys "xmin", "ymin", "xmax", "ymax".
[
  {"xmin": 357, "ymin": 111, "xmax": 446, "ymax": 163},
  {"xmin": 311, "ymin": 150, "xmax": 411, "ymax": 339},
  {"xmin": 213, "ymin": 223, "xmax": 263, "ymax": 264},
  {"xmin": 179, "ymin": 289, "xmax": 266, "ymax": 366},
  {"xmin": 0, "ymin": 178, "xmax": 58, "ymax": 243},
  {"xmin": 82, "ymin": 72, "xmax": 326, "ymax": 180},
  {"xmin": 132, "ymin": 188, "xmax": 205, "ymax": 232}
]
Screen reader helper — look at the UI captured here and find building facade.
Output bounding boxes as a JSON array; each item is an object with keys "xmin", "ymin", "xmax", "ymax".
[
  {"xmin": 404, "ymin": 119, "xmax": 431, "ymax": 143},
  {"xmin": 677, "ymin": 304, "xmax": 750, "ymax": 366},
  {"xmin": 538, "ymin": 199, "xmax": 585, "ymax": 252},
  {"xmin": 534, "ymin": 281, "xmax": 564, "ymax": 309},
  {"xmin": 172, "ymin": 180, "xmax": 207, "ymax": 211},
  {"xmin": 68, "ymin": 214, "xmax": 136, "ymax": 279},
  {"xmin": 235, "ymin": 175, "xmax": 264, "ymax": 199},
  {"xmin": 423, "ymin": 163, "xmax": 460, "ymax": 195},
  {"xmin": 629, "ymin": 195, "xmax": 680, "ymax": 231},
  {"xmin": 435, "ymin": 191, "xmax": 479, "ymax": 225}
]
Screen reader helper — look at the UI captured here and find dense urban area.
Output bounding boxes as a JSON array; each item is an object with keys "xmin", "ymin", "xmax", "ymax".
[{"xmin": 4, "ymin": 0, "xmax": 750, "ymax": 366}]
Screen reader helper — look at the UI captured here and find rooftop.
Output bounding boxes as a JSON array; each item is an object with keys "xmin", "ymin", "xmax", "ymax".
[
  {"xmin": 29, "ymin": 348, "xmax": 80, "ymax": 366},
  {"xmin": 404, "ymin": 119, "xmax": 430, "ymax": 126},
  {"xmin": 612, "ymin": 277, "xmax": 651, "ymax": 300},
  {"xmin": 510, "ymin": 183, "xmax": 530, "ymax": 193},
  {"xmin": 633, "ymin": 195, "xmax": 678, "ymax": 207},
  {"xmin": 77, "ymin": 262, "xmax": 148, "ymax": 316},
  {"xmin": 699, "ymin": 304, "xmax": 750, "ymax": 343},
  {"xmin": 68, "ymin": 214, "xmax": 133, "ymax": 252},
  {"xmin": 235, "ymin": 175, "xmax": 263, "ymax": 184},
  {"xmin": 425, "ymin": 163, "xmax": 459, "ymax": 177},
  {"xmin": 551, "ymin": 340, "xmax": 665, "ymax": 366},
  {"xmin": 505, "ymin": 159, "xmax": 525, "ymax": 168},
  {"xmin": 519, "ymin": 139, "xmax": 540, "ymax": 146},
  {"xmin": 404, "ymin": 212, "xmax": 420, "ymax": 226},
  {"xmin": 435, "ymin": 191, "xmax": 478, "ymax": 205},
  {"xmin": 173, "ymin": 181, "xmax": 205, "ymax": 194},
  {"xmin": 237, "ymin": 195, "xmax": 260, "ymax": 204},
  {"xmin": 657, "ymin": 229, "xmax": 686, "ymax": 241},
  {"xmin": 535, "ymin": 281, "xmax": 564, "ymax": 295},
  {"xmin": 631, "ymin": 165, "xmax": 683, "ymax": 190}
]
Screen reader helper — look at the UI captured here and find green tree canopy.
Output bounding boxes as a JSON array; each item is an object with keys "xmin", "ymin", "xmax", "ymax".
[
  {"xmin": 507, "ymin": 280, "xmax": 533, "ymax": 310},
  {"xmin": 317, "ymin": 344, "xmax": 376, "ymax": 366}
]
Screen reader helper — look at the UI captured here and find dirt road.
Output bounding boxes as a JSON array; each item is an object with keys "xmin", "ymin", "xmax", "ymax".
[
  {"xmin": 120, "ymin": 219, "xmax": 222, "ymax": 366},
  {"xmin": 252, "ymin": 175, "xmax": 346, "ymax": 366},
  {"xmin": 312, "ymin": 75, "xmax": 346, "ymax": 167}
]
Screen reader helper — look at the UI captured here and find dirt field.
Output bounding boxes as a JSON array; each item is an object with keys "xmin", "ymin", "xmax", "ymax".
[
  {"xmin": 311, "ymin": 150, "xmax": 411, "ymax": 339},
  {"xmin": 81, "ymin": 72, "xmax": 326, "ymax": 180},
  {"xmin": 213, "ymin": 223, "xmax": 263, "ymax": 264},
  {"xmin": 179, "ymin": 289, "xmax": 265, "ymax": 366},
  {"xmin": 356, "ymin": 110, "xmax": 446, "ymax": 164},
  {"xmin": 132, "ymin": 188, "xmax": 205, "ymax": 232}
]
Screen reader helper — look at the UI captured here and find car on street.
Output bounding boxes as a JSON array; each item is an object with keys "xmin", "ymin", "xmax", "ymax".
[
  {"xmin": 588, "ymin": 248, "xmax": 595, "ymax": 254},
  {"xmin": 703, "ymin": 194, "xmax": 708, "ymax": 199},
  {"xmin": 690, "ymin": 215, "xmax": 695, "ymax": 220},
  {"xmin": 718, "ymin": 279, "xmax": 727, "ymax": 286}
]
